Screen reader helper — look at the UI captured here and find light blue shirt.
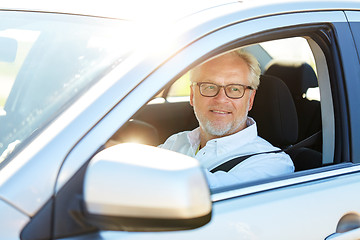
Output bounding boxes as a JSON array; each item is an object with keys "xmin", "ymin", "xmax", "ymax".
[{"xmin": 159, "ymin": 117, "xmax": 294, "ymax": 189}]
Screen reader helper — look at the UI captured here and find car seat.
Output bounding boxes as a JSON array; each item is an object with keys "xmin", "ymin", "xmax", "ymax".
[
  {"xmin": 249, "ymin": 75, "xmax": 322, "ymax": 171},
  {"xmin": 250, "ymin": 75, "xmax": 298, "ymax": 148},
  {"xmin": 264, "ymin": 60, "xmax": 322, "ymax": 144}
]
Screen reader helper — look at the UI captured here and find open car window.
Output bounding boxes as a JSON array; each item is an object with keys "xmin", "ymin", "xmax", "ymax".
[{"xmin": 104, "ymin": 19, "xmax": 345, "ymax": 192}]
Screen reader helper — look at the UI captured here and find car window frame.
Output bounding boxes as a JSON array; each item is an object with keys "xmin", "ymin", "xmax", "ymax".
[{"xmin": 117, "ymin": 11, "xmax": 351, "ymax": 192}]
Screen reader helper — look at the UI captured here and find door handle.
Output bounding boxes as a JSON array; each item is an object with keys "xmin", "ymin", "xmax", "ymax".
[{"xmin": 326, "ymin": 212, "xmax": 360, "ymax": 240}]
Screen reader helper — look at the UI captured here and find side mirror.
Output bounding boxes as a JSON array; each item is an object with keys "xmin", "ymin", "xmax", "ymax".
[{"xmin": 83, "ymin": 143, "xmax": 212, "ymax": 232}]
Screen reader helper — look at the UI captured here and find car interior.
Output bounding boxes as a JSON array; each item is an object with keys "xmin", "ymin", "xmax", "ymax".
[{"xmin": 105, "ymin": 38, "xmax": 324, "ymax": 173}]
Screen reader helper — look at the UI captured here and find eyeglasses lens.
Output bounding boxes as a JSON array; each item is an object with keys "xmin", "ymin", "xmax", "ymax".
[{"xmin": 199, "ymin": 83, "xmax": 245, "ymax": 98}]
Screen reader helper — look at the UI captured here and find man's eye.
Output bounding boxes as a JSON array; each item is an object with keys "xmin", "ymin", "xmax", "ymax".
[
  {"xmin": 206, "ymin": 85, "xmax": 216, "ymax": 90},
  {"xmin": 231, "ymin": 87, "xmax": 240, "ymax": 92}
]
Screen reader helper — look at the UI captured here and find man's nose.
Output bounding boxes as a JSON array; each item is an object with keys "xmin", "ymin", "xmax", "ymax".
[{"xmin": 213, "ymin": 87, "xmax": 229, "ymax": 101}]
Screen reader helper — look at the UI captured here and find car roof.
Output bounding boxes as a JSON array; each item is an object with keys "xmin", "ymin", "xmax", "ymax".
[
  {"xmin": 0, "ymin": 0, "xmax": 240, "ymax": 21},
  {"xmin": 1, "ymin": 0, "xmax": 360, "ymax": 22}
]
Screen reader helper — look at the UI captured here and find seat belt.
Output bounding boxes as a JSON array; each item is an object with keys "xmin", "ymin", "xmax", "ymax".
[
  {"xmin": 284, "ymin": 131, "xmax": 322, "ymax": 155},
  {"xmin": 210, "ymin": 149, "xmax": 282, "ymax": 173},
  {"xmin": 210, "ymin": 131, "xmax": 322, "ymax": 173}
]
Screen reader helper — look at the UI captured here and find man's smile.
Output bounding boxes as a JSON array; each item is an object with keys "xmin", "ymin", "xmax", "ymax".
[{"xmin": 210, "ymin": 109, "xmax": 232, "ymax": 115}]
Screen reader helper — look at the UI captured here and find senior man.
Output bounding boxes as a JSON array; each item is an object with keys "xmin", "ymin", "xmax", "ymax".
[{"xmin": 159, "ymin": 50, "xmax": 294, "ymax": 188}]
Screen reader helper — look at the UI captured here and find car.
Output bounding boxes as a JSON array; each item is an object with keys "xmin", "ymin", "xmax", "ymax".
[{"xmin": 1, "ymin": 0, "xmax": 360, "ymax": 239}]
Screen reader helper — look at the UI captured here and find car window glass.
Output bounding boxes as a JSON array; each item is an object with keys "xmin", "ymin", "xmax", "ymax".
[
  {"xmin": 167, "ymin": 72, "xmax": 191, "ymax": 102},
  {"xmin": 260, "ymin": 37, "xmax": 319, "ymax": 101},
  {"xmin": 0, "ymin": 11, "xmax": 135, "ymax": 166},
  {"xmin": 164, "ymin": 37, "xmax": 319, "ymax": 102}
]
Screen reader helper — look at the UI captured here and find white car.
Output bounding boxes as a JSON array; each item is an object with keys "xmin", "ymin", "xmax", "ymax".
[{"xmin": 1, "ymin": 0, "xmax": 360, "ymax": 239}]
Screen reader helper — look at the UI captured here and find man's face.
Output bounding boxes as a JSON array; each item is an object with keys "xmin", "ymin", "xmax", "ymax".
[{"xmin": 190, "ymin": 53, "xmax": 256, "ymax": 138}]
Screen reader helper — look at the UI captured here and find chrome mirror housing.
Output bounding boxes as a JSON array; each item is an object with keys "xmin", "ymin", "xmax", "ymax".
[{"xmin": 83, "ymin": 143, "xmax": 212, "ymax": 231}]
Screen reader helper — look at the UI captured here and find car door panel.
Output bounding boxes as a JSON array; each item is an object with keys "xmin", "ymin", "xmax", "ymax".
[
  {"xmin": 61, "ymin": 165, "xmax": 360, "ymax": 240},
  {"xmin": 210, "ymin": 172, "xmax": 360, "ymax": 240}
]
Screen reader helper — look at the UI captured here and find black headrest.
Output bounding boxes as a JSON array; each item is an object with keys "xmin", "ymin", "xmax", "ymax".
[
  {"xmin": 265, "ymin": 60, "xmax": 318, "ymax": 100},
  {"xmin": 249, "ymin": 75, "xmax": 298, "ymax": 148}
]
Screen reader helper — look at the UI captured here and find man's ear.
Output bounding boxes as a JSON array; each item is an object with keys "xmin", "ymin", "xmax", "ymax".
[
  {"xmin": 248, "ymin": 90, "xmax": 256, "ymax": 111},
  {"xmin": 190, "ymin": 85, "xmax": 194, "ymax": 106}
]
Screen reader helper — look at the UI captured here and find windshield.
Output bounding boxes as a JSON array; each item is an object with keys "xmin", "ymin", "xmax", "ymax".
[{"xmin": 0, "ymin": 11, "xmax": 134, "ymax": 165}]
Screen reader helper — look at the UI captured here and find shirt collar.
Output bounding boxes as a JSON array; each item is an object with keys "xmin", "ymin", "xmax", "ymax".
[
  {"xmin": 188, "ymin": 127, "xmax": 201, "ymax": 148},
  {"xmin": 187, "ymin": 117, "xmax": 258, "ymax": 156}
]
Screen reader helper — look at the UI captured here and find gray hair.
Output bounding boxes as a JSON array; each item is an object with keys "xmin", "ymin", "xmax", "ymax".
[
  {"xmin": 190, "ymin": 49, "xmax": 261, "ymax": 90},
  {"xmin": 233, "ymin": 49, "xmax": 261, "ymax": 90}
]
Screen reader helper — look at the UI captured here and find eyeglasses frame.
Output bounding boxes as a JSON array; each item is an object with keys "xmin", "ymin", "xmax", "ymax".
[{"xmin": 192, "ymin": 82, "xmax": 254, "ymax": 99}]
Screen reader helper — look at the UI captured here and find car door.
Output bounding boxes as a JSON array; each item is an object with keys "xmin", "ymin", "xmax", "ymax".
[{"xmin": 48, "ymin": 7, "xmax": 360, "ymax": 240}]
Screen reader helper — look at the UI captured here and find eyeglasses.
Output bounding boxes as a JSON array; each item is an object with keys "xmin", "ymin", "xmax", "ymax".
[{"xmin": 193, "ymin": 82, "xmax": 253, "ymax": 99}]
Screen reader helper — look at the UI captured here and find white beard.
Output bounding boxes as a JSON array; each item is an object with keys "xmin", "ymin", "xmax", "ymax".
[
  {"xmin": 193, "ymin": 99, "xmax": 250, "ymax": 137},
  {"xmin": 196, "ymin": 111, "xmax": 248, "ymax": 137}
]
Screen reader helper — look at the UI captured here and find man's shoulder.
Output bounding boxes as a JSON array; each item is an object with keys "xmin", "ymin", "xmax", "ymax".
[
  {"xmin": 241, "ymin": 134, "xmax": 279, "ymax": 152},
  {"xmin": 167, "ymin": 130, "xmax": 190, "ymax": 141},
  {"xmin": 159, "ymin": 130, "xmax": 192, "ymax": 148}
]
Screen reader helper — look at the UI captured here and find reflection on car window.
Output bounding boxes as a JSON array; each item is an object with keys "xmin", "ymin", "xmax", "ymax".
[
  {"xmin": 167, "ymin": 72, "xmax": 191, "ymax": 102},
  {"xmin": 261, "ymin": 37, "xmax": 315, "ymax": 64},
  {"xmin": 260, "ymin": 37, "xmax": 319, "ymax": 101},
  {"xmin": 163, "ymin": 37, "xmax": 318, "ymax": 103},
  {"xmin": 0, "ymin": 11, "xmax": 135, "ymax": 165}
]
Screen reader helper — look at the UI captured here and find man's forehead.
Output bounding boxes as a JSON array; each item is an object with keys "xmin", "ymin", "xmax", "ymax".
[{"xmin": 193, "ymin": 56, "xmax": 250, "ymax": 84}]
